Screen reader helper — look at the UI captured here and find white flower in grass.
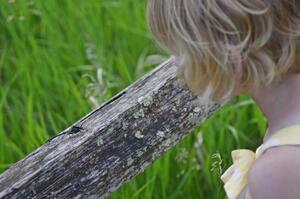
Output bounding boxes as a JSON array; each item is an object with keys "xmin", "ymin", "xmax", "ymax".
[{"xmin": 7, "ymin": 15, "xmax": 14, "ymax": 22}]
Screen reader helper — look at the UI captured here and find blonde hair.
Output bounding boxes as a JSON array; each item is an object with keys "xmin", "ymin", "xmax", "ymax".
[{"xmin": 147, "ymin": 0, "xmax": 300, "ymax": 102}]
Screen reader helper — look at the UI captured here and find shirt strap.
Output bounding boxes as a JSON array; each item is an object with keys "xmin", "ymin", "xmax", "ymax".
[{"xmin": 256, "ymin": 124, "xmax": 300, "ymax": 158}]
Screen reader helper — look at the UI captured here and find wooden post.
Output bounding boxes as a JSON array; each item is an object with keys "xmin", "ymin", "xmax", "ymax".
[{"xmin": 0, "ymin": 58, "xmax": 226, "ymax": 199}]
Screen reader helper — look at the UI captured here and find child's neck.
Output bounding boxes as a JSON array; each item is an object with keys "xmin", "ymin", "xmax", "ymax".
[{"xmin": 249, "ymin": 73, "xmax": 300, "ymax": 143}]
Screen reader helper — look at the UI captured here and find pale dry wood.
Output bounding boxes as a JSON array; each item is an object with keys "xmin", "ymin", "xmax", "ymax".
[{"xmin": 0, "ymin": 58, "xmax": 226, "ymax": 199}]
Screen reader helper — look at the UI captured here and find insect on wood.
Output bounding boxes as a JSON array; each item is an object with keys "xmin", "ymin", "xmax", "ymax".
[
  {"xmin": 68, "ymin": 125, "xmax": 84, "ymax": 134},
  {"xmin": 47, "ymin": 123, "xmax": 85, "ymax": 142}
]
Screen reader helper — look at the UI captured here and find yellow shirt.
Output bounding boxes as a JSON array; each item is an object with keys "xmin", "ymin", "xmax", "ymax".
[{"xmin": 221, "ymin": 124, "xmax": 300, "ymax": 199}]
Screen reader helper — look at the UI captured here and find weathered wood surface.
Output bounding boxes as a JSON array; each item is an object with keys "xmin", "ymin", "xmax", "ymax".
[{"xmin": 0, "ymin": 58, "xmax": 226, "ymax": 199}]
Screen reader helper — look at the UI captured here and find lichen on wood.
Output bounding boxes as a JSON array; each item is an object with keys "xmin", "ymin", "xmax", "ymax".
[{"xmin": 0, "ymin": 58, "xmax": 226, "ymax": 199}]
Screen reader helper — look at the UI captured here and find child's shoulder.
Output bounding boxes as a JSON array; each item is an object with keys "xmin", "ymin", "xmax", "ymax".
[{"xmin": 248, "ymin": 145, "xmax": 300, "ymax": 198}]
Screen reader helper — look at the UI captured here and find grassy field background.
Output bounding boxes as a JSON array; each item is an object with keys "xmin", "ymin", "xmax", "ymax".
[{"xmin": 0, "ymin": 0, "xmax": 267, "ymax": 198}]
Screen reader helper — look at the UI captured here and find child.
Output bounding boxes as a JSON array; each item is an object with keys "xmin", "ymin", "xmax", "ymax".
[{"xmin": 147, "ymin": 0, "xmax": 300, "ymax": 198}]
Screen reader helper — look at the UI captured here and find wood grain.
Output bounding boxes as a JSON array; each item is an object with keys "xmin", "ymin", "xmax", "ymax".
[{"xmin": 0, "ymin": 58, "xmax": 226, "ymax": 199}]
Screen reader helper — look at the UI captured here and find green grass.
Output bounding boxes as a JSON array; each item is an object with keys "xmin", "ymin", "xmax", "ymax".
[{"xmin": 0, "ymin": 0, "xmax": 267, "ymax": 198}]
